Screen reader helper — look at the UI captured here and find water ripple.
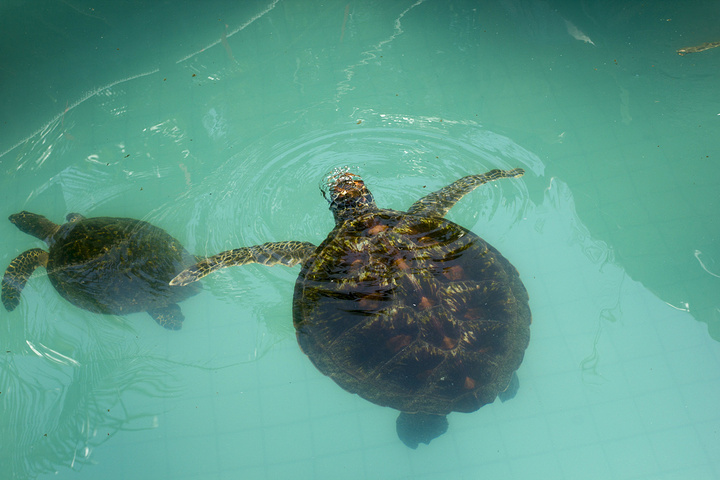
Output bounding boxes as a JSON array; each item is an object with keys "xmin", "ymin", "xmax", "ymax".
[{"xmin": 157, "ymin": 111, "xmax": 541, "ymax": 306}]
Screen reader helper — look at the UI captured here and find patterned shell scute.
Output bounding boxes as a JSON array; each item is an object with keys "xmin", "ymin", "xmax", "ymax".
[
  {"xmin": 293, "ymin": 210, "xmax": 531, "ymax": 416},
  {"xmin": 47, "ymin": 217, "xmax": 200, "ymax": 315}
]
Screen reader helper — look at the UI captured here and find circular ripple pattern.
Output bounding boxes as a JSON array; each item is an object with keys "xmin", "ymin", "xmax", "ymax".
[
  {"xmin": 147, "ymin": 111, "xmax": 541, "ymax": 336},
  {"xmin": 170, "ymin": 110, "xmax": 540, "ymax": 251}
]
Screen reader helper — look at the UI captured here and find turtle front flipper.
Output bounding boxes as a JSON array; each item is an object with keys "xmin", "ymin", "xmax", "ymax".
[
  {"xmin": 407, "ymin": 168, "xmax": 524, "ymax": 218},
  {"xmin": 148, "ymin": 304, "xmax": 184, "ymax": 330},
  {"xmin": 2, "ymin": 248, "xmax": 49, "ymax": 311},
  {"xmin": 170, "ymin": 241, "xmax": 317, "ymax": 286},
  {"xmin": 396, "ymin": 412, "xmax": 449, "ymax": 449}
]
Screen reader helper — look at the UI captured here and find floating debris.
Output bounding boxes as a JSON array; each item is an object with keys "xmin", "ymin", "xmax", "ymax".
[
  {"xmin": 676, "ymin": 41, "xmax": 720, "ymax": 56},
  {"xmin": 565, "ymin": 20, "xmax": 595, "ymax": 46}
]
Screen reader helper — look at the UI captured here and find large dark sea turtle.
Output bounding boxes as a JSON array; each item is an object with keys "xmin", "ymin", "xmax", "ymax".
[
  {"xmin": 2, "ymin": 212, "xmax": 201, "ymax": 330},
  {"xmin": 171, "ymin": 167, "xmax": 531, "ymax": 447}
]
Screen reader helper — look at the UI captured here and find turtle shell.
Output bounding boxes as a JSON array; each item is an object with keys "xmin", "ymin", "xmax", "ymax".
[
  {"xmin": 47, "ymin": 217, "xmax": 200, "ymax": 315},
  {"xmin": 293, "ymin": 210, "xmax": 531, "ymax": 415}
]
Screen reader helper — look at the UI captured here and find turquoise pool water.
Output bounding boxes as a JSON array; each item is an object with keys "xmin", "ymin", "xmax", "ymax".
[{"xmin": 1, "ymin": 1, "xmax": 718, "ymax": 479}]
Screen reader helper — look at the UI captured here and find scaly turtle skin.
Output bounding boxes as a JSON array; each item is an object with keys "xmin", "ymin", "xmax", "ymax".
[
  {"xmin": 2, "ymin": 212, "xmax": 201, "ymax": 330},
  {"xmin": 171, "ymin": 167, "xmax": 531, "ymax": 447}
]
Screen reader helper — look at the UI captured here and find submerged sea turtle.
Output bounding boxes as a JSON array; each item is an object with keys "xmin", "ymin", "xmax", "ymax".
[
  {"xmin": 2, "ymin": 212, "xmax": 201, "ymax": 330},
  {"xmin": 171, "ymin": 167, "xmax": 531, "ymax": 447}
]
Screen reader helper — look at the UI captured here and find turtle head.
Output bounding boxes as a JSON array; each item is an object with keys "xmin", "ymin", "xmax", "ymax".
[
  {"xmin": 321, "ymin": 167, "xmax": 377, "ymax": 225},
  {"xmin": 9, "ymin": 211, "xmax": 61, "ymax": 244}
]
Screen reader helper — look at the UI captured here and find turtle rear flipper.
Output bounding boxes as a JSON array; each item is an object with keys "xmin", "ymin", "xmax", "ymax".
[
  {"xmin": 148, "ymin": 304, "xmax": 184, "ymax": 330},
  {"xmin": 498, "ymin": 372, "xmax": 519, "ymax": 402},
  {"xmin": 395, "ymin": 412, "xmax": 449, "ymax": 449},
  {"xmin": 2, "ymin": 248, "xmax": 49, "ymax": 311}
]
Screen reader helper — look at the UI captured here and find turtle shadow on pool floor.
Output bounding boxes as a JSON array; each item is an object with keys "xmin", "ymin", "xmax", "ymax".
[
  {"xmin": 2, "ymin": 211, "xmax": 202, "ymax": 330},
  {"xmin": 170, "ymin": 166, "xmax": 532, "ymax": 448}
]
